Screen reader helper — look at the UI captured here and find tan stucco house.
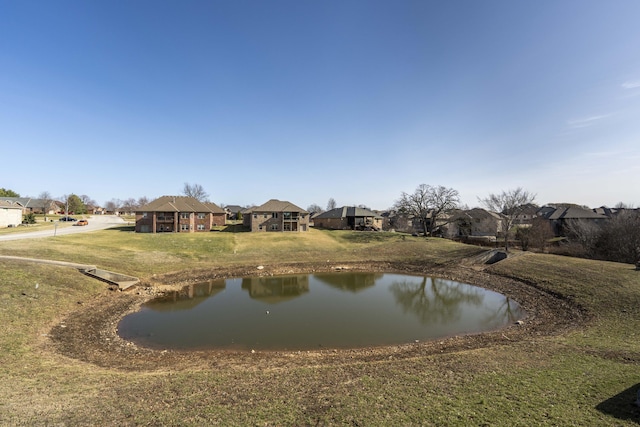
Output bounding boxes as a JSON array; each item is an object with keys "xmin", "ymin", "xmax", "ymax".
[
  {"xmin": 243, "ymin": 199, "xmax": 309, "ymax": 232},
  {"xmin": 0, "ymin": 200, "xmax": 24, "ymax": 227},
  {"xmin": 135, "ymin": 196, "xmax": 226, "ymax": 233},
  {"xmin": 441, "ymin": 208, "xmax": 503, "ymax": 240}
]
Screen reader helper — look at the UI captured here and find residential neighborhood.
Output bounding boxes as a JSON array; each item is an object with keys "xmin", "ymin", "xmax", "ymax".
[
  {"xmin": 2, "ymin": 184, "xmax": 639, "ymax": 266},
  {"xmin": 2, "ymin": 190, "xmax": 637, "ymax": 241}
]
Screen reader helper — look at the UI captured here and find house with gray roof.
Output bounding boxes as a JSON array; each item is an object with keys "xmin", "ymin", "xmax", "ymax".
[
  {"xmin": 0, "ymin": 200, "xmax": 24, "ymax": 227},
  {"xmin": 135, "ymin": 196, "xmax": 226, "ymax": 233},
  {"xmin": 243, "ymin": 199, "xmax": 309, "ymax": 232},
  {"xmin": 224, "ymin": 205, "xmax": 244, "ymax": 220},
  {"xmin": 0, "ymin": 197, "xmax": 58, "ymax": 215},
  {"xmin": 537, "ymin": 206, "xmax": 607, "ymax": 236},
  {"xmin": 313, "ymin": 206, "xmax": 382, "ymax": 231}
]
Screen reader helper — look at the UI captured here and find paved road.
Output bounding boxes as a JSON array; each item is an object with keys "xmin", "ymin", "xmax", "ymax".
[{"xmin": 0, "ymin": 215, "xmax": 128, "ymax": 241}]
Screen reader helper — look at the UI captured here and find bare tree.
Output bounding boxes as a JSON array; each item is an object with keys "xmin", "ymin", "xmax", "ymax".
[
  {"xmin": 395, "ymin": 184, "xmax": 460, "ymax": 236},
  {"xmin": 121, "ymin": 198, "xmax": 138, "ymax": 214},
  {"xmin": 517, "ymin": 217, "xmax": 554, "ymax": 252},
  {"xmin": 326, "ymin": 198, "xmax": 337, "ymax": 211},
  {"xmin": 105, "ymin": 199, "xmax": 122, "ymax": 214},
  {"xmin": 479, "ymin": 187, "xmax": 536, "ymax": 251},
  {"xmin": 596, "ymin": 209, "xmax": 640, "ymax": 264},
  {"xmin": 529, "ymin": 216, "xmax": 554, "ymax": 252},
  {"xmin": 307, "ymin": 204, "xmax": 324, "ymax": 214},
  {"xmin": 38, "ymin": 191, "xmax": 54, "ymax": 221},
  {"xmin": 182, "ymin": 183, "xmax": 209, "ymax": 202},
  {"xmin": 79, "ymin": 194, "xmax": 96, "ymax": 208},
  {"xmin": 137, "ymin": 196, "xmax": 149, "ymax": 207},
  {"xmin": 428, "ymin": 185, "xmax": 461, "ymax": 233},
  {"xmin": 565, "ymin": 219, "xmax": 601, "ymax": 258}
]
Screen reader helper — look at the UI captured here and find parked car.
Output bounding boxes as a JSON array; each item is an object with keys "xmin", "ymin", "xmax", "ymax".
[
  {"xmin": 75, "ymin": 219, "xmax": 89, "ymax": 226},
  {"xmin": 59, "ymin": 216, "xmax": 77, "ymax": 222}
]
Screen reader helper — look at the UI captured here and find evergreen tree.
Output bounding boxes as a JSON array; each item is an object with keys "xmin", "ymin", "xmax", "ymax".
[
  {"xmin": 0, "ymin": 188, "xmax": 20, "ymax": 197},
  {"xmin": 67, "ymin": 194, "xmax": 87, "ymax": 214}
]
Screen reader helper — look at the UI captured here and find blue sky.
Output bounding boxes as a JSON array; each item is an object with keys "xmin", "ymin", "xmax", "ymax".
[{"xmin": 2, "ymin": 1, "xmax": 639, "ymax": 210}]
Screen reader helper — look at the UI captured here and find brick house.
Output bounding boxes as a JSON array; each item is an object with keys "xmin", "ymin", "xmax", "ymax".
[
  {"xmin": 313, "ymin": 206, "xmax": 383, "ymax": 230},
  {"xmin": 135, "ymin": 196, "xmax": 226, "ymax": 233},
  {"xmin": 243, "ymin": 199, "xmax": 309, "ymax": 232}
]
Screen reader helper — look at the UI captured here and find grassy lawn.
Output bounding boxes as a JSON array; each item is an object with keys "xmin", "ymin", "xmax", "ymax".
[
  {"xmin": 0, "ymin": 221, "xmax": 58, "ymax": 235},
  {"xmin": 0, "ymin": 229, "xmax": 638, "ymax": 426}
]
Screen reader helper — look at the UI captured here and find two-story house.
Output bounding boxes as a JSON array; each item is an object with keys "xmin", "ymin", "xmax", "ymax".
[
  {"xmin": 135, "ymin": 196, "xmax": 226, "ymax": 233},
  {"xmin": 243, "ymin": 199, "xmax": 309, "ymax": 232}
]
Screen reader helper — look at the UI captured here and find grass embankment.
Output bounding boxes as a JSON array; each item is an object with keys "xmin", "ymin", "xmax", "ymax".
[{"xmin": 0, "ymin": 229, "xmax": 638, "ymax": 426}]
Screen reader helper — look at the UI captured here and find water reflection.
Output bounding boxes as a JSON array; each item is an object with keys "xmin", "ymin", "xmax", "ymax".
[
  {"xmin": 313, "ymin": 272, "xmax": 382, "ymax": 292},
  {"xmin": 241, "ymin": 275, "xmax": 309, "ymax": 304},
  {"xmin": 146, "ymin": 279, "xmax": 226, "ymax": 311},
  {"xmin": 482, "ymin": 297, "xmax": 521, "ymax": 326},
  {"xmin": 118, "ymin": 273, "xmax": 525, "ymax": 351},
  {"xmin": 388, "ymin": 277, "xmax": 523, "ymax": 331},
  {"xmin": 390, "ymin": 277, "xmax": 483, "ymax": 324}
]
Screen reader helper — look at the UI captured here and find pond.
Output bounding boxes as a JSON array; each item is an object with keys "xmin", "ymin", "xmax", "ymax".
[{"xmin": 118, "ymin": 273, "xmax": 524, "ymax": 351}]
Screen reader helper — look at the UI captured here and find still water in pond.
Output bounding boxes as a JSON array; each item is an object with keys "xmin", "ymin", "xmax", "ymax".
[{"xmin": 118, "ymin": 273, "xmax": 524, "ymax": 351}]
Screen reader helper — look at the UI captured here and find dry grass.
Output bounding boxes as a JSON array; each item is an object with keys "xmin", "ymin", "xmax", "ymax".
[{"xmin": 0, "ymin": 230, "xmax": 638, "ymax": 426}]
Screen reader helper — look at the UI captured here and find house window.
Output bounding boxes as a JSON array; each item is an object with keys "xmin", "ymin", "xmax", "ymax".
[
  {"xmin": 197, "ymin": 224, "xmax": 205, "ymax": 231},
  {"xmin": 142, "ymin": 212, "xmax": 148, "ymax": 218},
  {"xmin": 270, "ymin": 224, "xmax": 278, "ymax": 230},
  {"xmin": 254, "ymin": 214, "xmax": 257, "ymax": 219},
  {"xmin": 283, "ymin": 223, "xmax": 291, "ymax": 231},
  {"xmin": 180, "ymin": 224, "xmax": 189, "ymax": 231},
  {"xmin": 180, "ymin": 213, "xmax": 189, "ymax": 219},
  {"xmin": 259, "ymin": 225, "xmax": 263, "ymax": 230},
  {"xmin": 198, "ymin": 213, "xmax": 206, "ymax": 219},
  {"xmin": 263, "ymin": 214, "xmax": 268, "ymax": 219},
  {"xmin": 272, "ymin": 212, "xmax": 278, "ymax": 219}
]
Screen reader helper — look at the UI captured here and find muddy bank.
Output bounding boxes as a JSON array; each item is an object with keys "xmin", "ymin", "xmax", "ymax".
[{"xmin": 46, "ymin": 262, "xmax": 587, "ymax": 371}]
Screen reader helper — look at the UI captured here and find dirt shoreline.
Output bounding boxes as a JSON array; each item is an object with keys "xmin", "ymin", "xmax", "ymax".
[{"xmin": 46, "ymin": 261, "xmax": 587, "ymax": 371}]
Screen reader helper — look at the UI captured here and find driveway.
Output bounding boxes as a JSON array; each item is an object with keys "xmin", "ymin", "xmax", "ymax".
[{"xmin": 0, "ymin": 215, "xmax": 128, "ymax": 241}]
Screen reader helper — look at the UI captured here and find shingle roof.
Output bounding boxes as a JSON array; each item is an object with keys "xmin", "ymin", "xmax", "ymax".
[
  {"xmin": 224, "ymin": 205, "xmax": 243, "ymax": 213},
  {"xmin": 463, "ymin": 208, "xmax": 502, "ymax": 220},
  {"xmin": 0, "ymin": 200, "xmax": 24, "ymax": 208},
  {"xmin": 204, "ymin": 202, "xmax": 226, "ymax": 214},
  {"xmin": 314, "ymin": 206, "xmax": 382, "ymax": 219},
  {"xmin": 0, "ymin": 197, "xmax": 38, "ymax": 207},
  {"xmin": 137, "ymin": 196, "xmax": 224, "ymax": 213},
  {"xmin": 249, "ymin": 199, "xmax": 308, "ymax": 214},
  {"xmin": 547, "ymin": 206, "xmax": 606, "ymax": 220}
]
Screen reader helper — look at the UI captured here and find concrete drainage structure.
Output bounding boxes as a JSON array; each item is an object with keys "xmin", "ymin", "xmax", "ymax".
[
  {"xmin": 0, "ymin": 255, "xmax": 139, "ymax": 291},
  {"xmin": 81, "ymin": 268, "xmax": 139, "ymax": 290}
]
